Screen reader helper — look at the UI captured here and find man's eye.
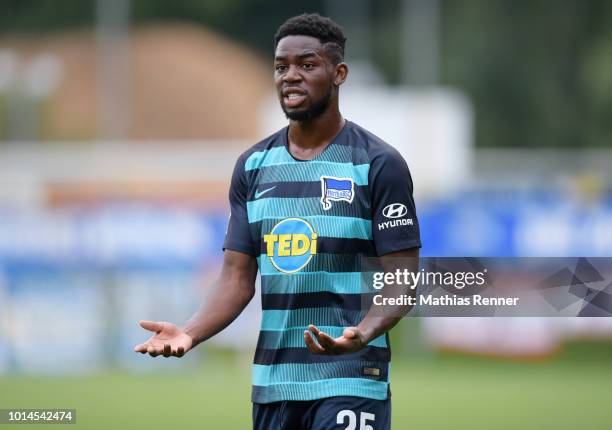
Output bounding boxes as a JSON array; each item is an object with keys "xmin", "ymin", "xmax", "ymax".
[
  {"xmin": 275, "ymin": 65, "xmax": 287, "ymax": 72},
  {"xmin": 302, "ymin": 63, "xmax": 314, "ymax": 70}
]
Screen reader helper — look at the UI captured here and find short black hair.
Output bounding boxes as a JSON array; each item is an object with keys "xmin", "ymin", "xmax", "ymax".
[{"xmin": 274, "ymin": 13, "xmax": 346, "ymax": 64}]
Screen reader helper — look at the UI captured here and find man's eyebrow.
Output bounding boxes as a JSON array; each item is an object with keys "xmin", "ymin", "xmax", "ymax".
[
  {"xmin": 274, "ymin": 51, "xmax": 320, "ymax": 61},
  {"xmin": 297, "ymin": 51, "xmax": 319, "ymax": 60}
]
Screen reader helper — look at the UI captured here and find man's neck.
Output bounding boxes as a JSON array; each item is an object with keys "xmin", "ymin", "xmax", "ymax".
[{"xmin": 287, "ymin": 109, "xmax": 345, "ymax": 160}]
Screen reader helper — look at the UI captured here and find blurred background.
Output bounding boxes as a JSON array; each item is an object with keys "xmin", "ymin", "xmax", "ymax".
[{"xmin": 0, "ymin": 0, "xmax": 611, "ymax": 429}]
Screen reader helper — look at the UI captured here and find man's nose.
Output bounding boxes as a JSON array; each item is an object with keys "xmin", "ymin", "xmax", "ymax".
[{"xmin": 283, "ymin": 65, "xmax": 302, "ymax": 82}]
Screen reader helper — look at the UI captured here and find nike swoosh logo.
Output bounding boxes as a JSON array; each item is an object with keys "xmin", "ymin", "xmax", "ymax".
[{"xmin": 255, "ymin": 186, "xmax": 276, "ymax": 199}]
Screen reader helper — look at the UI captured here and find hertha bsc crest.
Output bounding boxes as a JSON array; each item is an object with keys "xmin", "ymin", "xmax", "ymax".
[{"xmin": 320, "ymin": 176, "xmax": 354, "ymax": 210}]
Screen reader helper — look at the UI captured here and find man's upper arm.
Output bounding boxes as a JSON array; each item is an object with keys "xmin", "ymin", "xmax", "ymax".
[
  {"xmin": 370, "ymin": 147, "xmax": 421, "ymax": 256},
  {"xmin": 223, "ymin": 154, "xmax": 256, "ymax": 255},
  {"xmin": 220, "ymin": 249, "xmax": 258, "ymax": 292}
]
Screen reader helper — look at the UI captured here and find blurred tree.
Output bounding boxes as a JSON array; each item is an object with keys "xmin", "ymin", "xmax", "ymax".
[
  {"xmin": 1, "ymin": 0, "xmax": 611, "ymax": 147},
  {"xmin": 441, "ymin": 0, "xmax": 612, "ymax": 147},
  {"xmin": 0, "ymin": 0, "xmax": 95, "ymax": 32},
  {"xmin": 131, "ymin": 0, "xmax": 327, "ymax": 60}
]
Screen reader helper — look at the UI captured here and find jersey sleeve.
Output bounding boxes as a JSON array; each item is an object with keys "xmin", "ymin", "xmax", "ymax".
[
  {"xmin": 222, "ymin": 154, "xmax": 256, "ymax": 255},
  {"xmin": 370, "ymin": 147, "xmax": 421, "ymax": 256}
]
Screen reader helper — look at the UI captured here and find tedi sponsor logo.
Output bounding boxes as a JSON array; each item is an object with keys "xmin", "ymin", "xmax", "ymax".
[{"xmin": 263, "ymin": 217, "xmax": 317, "ymax": 273}]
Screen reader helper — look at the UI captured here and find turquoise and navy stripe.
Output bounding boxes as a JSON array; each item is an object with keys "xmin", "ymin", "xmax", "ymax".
[{"xmin": 223, "ymin": 121, "xmax": 419, "ymax": 403}]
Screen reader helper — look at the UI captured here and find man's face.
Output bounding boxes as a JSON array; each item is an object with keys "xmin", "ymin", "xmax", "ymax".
[{"xmin": 274, "ymin": 35, "xmax": 337, "ymax": 121}]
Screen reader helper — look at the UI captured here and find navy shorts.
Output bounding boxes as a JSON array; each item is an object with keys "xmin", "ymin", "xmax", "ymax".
[{"xmin": 253, "ymin": 396, "xmax": 391, "ymax": 430}]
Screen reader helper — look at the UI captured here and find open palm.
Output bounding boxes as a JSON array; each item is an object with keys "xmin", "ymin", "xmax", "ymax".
[
  {"xmin": 304, "ymin": 324, "xmax": 367, "ymax": 355},
  {"xmin": 133, "ymin": 320, "xmax": 193, "ymax": 357}
]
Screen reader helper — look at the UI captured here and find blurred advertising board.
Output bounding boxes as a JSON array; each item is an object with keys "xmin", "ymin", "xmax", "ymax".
[{"xmin": 1, "ymin": 190, "xmax": 612, "ymax": 373}]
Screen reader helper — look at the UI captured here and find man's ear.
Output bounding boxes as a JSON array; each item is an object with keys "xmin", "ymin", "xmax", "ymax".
[{"xmin": 334, "ymin": 62, "xmax": 348, "ymax": 86}]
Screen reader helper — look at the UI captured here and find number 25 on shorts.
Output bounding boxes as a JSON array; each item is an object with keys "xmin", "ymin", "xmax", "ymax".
[{"xmin": 336, "ymin": 410, "xmax": 375, "ymax": 430}]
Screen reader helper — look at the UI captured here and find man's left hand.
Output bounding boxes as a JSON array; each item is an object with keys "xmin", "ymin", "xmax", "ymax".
[{"xmin": 304, "ymin": 324, "xmax": 367, "ymax": 355}]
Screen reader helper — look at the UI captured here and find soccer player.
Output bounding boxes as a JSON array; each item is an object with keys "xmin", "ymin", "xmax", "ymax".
[{"xmin": 134, "ymin": 13, "xmax": 420, "ymax": 429}]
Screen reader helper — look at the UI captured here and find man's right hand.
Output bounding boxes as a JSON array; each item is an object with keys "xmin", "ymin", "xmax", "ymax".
[{"xmin": 133, "ymin": 320, "xmax": 194, "ymax": 357}]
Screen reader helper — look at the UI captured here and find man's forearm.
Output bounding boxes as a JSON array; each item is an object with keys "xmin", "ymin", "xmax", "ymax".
[
  {"xmin": 357, "ymin": 250, "xmax": 419, "ymax": 344},
  {"xmin": 356, "ymin": 316, "xmax": 401, "ymax": 345},
  {"xmin": 357, "ymin": 286, "xmax": 414, "ymax": 344},
  {"xmin": 183, "ymin": 278, "xmax": 255, "ymax": 347}
]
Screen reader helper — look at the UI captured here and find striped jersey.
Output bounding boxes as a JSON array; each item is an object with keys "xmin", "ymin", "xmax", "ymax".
[{"xmin": 223, "ymin": 120, "xmax": 421, "ymax": 404}]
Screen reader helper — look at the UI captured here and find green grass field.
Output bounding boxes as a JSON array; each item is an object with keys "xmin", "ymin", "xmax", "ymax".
[{"xmin": 1, "ymin": 345, "xmax": 611, "ymax": 430}]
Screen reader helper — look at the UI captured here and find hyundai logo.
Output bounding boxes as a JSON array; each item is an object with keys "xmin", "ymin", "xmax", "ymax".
[{"xmin": 382, "ymin": 203, "xmax": 408, "ymax": 219}]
